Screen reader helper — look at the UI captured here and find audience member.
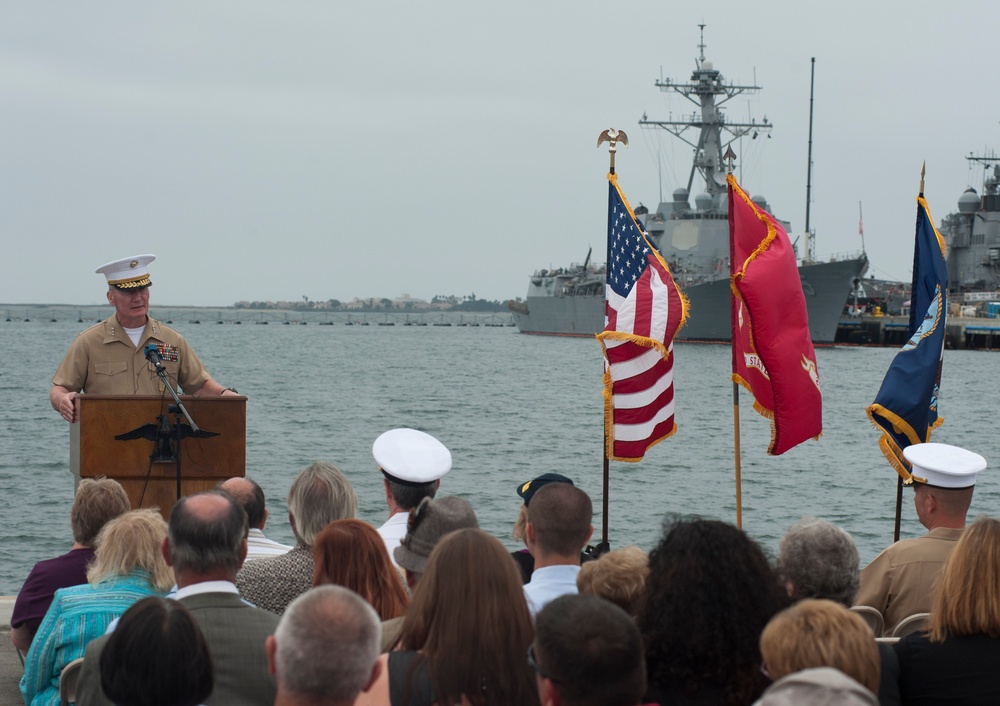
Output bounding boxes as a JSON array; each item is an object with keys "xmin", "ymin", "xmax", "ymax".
[
  {"xmin": 510, "ymin": 473, "xmax": 576, "ymax": 582},
  {"xmin": 759, "ymin": 599, "xmax": 880, "ymax": 695},
  {"xmin": 20, "ymin": 509, "xmax": 172, "ymax": 706},
  {"xmin": 533, "ymin": 594, "xmax": 646, "ymax": 706},
  {"xmin": 219, "ymin": 476, "xmax": 292, "ymax": 560},
  {"xmin": 267, "ymin": 586, "xmax": 382, "ymax": 706},
  {"xmin": 237, "ymin": 461, "xmax": 357, "ymax": 614},
  {"xmin": 640, "ymin": 517, "xmax": 787, "ymax": 706},
  {"xmin": 372, "ymin": 428, "xmax": 451, "ymax": 565},
  {"xmin": 523, "ymin": 482, "xmax": 593, "ymax": 617},
  {"xmin": 895, "ymin": 516, "xmax": 1000, "ymax": 704},
  {"xmin": 776, "ymin": 517, "xmax": 899, "ymax": 706},
  {"xmin": 76, "ymin": 490, "xmax": 280, "ymax": 706},
  {"xmin": 355, "ymin": 528, "xmax": 538, "ymax": 706},
  {"xmin": 382, "ymin": 495, "xmax": 478, "ymax": 651},
  {"xmin": 577, "ymin": 546, "xmax": 648, "ymax": 620},
  {"xmin": 312, "ymin": 519, "xmax": 409, "ymax": 621},
  {"xmin": 778, "ymin": 517, "xmax": 859, "ymax": 607},
  {"xmin": 11, "ymin": 477, "xmax": 130, "ymax": 654},
  {"xmin": 99, "ymin": 596, "xmax": 213, "ymax": 706},
  {"xmin": 856, "ymin": 442, "xmax": 986, "ymax": 634}
]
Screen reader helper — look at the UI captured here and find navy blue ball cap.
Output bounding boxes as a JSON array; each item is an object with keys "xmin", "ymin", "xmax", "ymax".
[{"xmin": 517, "ymin": 473, "xmax": 574, "ymax": 506}]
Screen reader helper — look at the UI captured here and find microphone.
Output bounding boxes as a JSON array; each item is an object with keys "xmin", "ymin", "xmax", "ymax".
[{"xmin": 144, "ymin": 343, "xmax": 166, "ymax": 371}]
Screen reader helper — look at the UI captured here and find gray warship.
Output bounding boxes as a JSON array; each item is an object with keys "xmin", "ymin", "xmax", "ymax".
[
  {"xmin": 939, "ymin": 152, "xmax": 1000, "ymax": 304},
  {"xmin": 511, "ymin": 34, "xmax": 868, "ymax": 342}
]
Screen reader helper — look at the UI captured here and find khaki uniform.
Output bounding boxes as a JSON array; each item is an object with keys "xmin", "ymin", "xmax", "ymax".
[
  {"xmin": 855, "ymin": 526, "xmax": 964, "ymax": 634},
  {"xmin": 52, "ymin": 315, "xmax": 210, "ymax": 395}
]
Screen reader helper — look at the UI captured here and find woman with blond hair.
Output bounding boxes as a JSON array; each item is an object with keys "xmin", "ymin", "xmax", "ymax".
[
  {"xmin": 577, "ymin": 545, "xmax": 648, "ymax": 620},
  {"xmin": 759, "ymin": 599, "xmax": 880, "ymax": 695},
  {"xmin": 20, "ymin": 509, "xmax": 173, "ymax": 706},
  {"xmin": 895, "ymin": 516, "xmax": 1000, "ymax": 704},
  {"xmin": 355, "ymin": 528, "xmax": 538, "ymax": 706},
  {"xmin": 312, "ymin": 518, "xmax": 409, "ymax": 621}
]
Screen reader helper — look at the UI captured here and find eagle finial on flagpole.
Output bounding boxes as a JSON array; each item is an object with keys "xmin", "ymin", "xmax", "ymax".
[
  {"xmin": 724, "ymin": 145, "xmax": 737, "ymax": 175},
  {"xmin": 598, "ymin": 129, "xmax": 629, "ymax": 174}
]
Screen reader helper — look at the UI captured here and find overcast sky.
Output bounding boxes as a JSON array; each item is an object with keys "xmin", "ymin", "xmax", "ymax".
[{"xmin": 3, "ymin": 1, "xmax": 998, "ymax": 306}]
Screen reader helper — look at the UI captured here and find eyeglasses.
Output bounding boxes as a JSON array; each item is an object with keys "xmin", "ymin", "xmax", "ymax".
[{"xmin": 526, "ymin": 644, "xmax": 558, "ymax": 683}]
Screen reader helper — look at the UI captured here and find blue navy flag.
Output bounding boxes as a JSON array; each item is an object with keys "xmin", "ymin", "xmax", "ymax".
[{"xmin": 866, "ymin": 196, "xmax": 948, "ymax": 480}]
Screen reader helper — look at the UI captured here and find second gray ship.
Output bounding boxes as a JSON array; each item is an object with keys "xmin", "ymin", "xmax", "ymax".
[{"xmin": 511, "ymin": 32, "xmax": 868, "ymax": 343}]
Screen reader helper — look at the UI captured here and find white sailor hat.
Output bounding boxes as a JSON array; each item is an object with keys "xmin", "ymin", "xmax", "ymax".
[
  {"xmin": 95, "ymin": 254, "xmax": 156, "ymax": 289},
  {"xmin": 903, "ymin": 442, "xmax": 987, "ymax": 488},
  {"xmin": 373, "ymin": 428, "xmax": 452, "ymax": 486}
]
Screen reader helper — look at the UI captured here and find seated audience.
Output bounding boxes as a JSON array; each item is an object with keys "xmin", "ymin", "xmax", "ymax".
[
  {"xmin": 267, "ymin": 586, "xmax": 382, "ymax": 706},
  {"xmin": 355, "ymin": 528, "xmax": 538, "ymax": 706},
  {"xmin": 577, "ymin": 545, "xmax": 648, "ymax": 620},
  {"xmin": 99, "ymin": 596, "xmax": 213, "ymax": 706},
  {"xmin": 895, "ymin": 515, "xmax": 1000, "ymax": 704},
  {"xmin": 11, "ymin": 477, "xmax": 130, "ymax": 654},
  {"xmin": 640, "ymin": 517, "xmax": 787, "ymax": 706},
  {"xmin": 312, "ymin": 518, "xmax": 409, "ymax": 621},
  {"xmin": 759, "ymin": 599, "xmax": 880, "ymax": 696},
  {"xmin": 238, "ymin": 461, "xmax": 358, "ymax": 614},
  {"xmin": 523, "ymin": 482, "xmax": 594, "ymax": 617},
  {"xmin": 382, "ymin": 495, "xmax": 479, "ymax": 651},
  {"xmin": 533, "ymin": 594, "xmax": 646, "ymax": 706},
  {"xmin": 20, "ymin": 509, "xmax": 173, "ymax": 706}
]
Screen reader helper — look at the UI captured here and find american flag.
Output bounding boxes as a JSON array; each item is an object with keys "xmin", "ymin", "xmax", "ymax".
[{"xmin": 597, "ymin": 175, "xmax": 687, "ymax": 462}]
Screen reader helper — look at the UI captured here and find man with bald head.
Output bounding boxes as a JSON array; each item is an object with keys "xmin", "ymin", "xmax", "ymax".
[
  {"xmin": 219, "ymin": 476, "xmax": 292, "ymax": 561},
  {"xmin": 75, "ymin": 491, "xmax": 280, "ymax": 706}
]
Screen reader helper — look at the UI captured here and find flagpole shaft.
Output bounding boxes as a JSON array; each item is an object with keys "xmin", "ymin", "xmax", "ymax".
[
  {"xmin": 733, "ymin": 381, "xmax": 743, "ymax": 530},
  {"xmin": 893, "ymin": 475, "xmax": 903, "ymax": 542},
  {"xmin": 602, "ymin": 451, "xmax": 610, "ymax": 546}
]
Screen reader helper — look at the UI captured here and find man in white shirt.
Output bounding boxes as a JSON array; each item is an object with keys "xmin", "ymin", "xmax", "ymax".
[
  {"xmin": 523, "ymin": 482, "xmax": 593, "ymax": 618},
  {"xmin": 219, "ymin": 476, "xmax": 293, "ymax": 561},
  {"xmin": 372, "ymin": 428, "xmax": 451, "ymax": 565}
]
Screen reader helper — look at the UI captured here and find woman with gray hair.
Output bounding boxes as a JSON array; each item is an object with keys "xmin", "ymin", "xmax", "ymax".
[
  {"xmin": 20, "ymin": 509, "xmax": 173, "ymax": 706},
  {"xmin": 777, "ymin": 517, "xmax": 860, "ymax": 607}
]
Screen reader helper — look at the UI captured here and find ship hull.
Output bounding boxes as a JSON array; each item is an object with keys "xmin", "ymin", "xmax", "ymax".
[{"xmin": 513, "ymin": 256, "xmax": 868, "ymax": 344}]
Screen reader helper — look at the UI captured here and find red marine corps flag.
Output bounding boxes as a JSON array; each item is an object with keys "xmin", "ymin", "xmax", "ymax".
[
  {"xmin": 597, "ymin": 172, "xmax": 688, "ymax": 462},
  {"xmin": 728, "ymin": 173, "xmax": 822, "ymax": 455}
]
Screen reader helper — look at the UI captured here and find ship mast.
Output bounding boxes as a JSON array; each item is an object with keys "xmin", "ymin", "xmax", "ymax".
[
  {"xmin": 639, "ymin": 24, "xmax": 772, "ymax": 201},
  {"xmin": 803, "ymin": 57, "xmax": 816, "ymax": 264}
]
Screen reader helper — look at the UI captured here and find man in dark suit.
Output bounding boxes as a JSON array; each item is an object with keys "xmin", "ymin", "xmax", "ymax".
[{"xmin": 76, "ymin": 490, "xmax": 280, "ymax": 706}]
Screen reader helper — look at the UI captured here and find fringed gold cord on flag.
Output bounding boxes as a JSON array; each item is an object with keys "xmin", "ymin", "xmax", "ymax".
[
  {"xmin": 728, "ymin": 174, "xmax": 779, "ymax": 272},
  {"xmin": 866, "ymin": 403, "xmax": 945, "ymax": 482}
]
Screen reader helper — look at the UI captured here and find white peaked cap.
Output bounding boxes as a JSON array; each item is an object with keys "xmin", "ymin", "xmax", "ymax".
[
  {"xmin": 903, "ymin": 442, "xmax": 987, "ymax": 488},
  {"xmin": 373, "ymin": 428, "xmax": 452, "ymax": 485},
  {"xmin": 95, "ymin": 254, "xmax": 156, "ymax": 289}
]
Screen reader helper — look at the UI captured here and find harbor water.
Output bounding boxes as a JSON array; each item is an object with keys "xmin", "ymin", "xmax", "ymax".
[{"xmin": 2, "ymin": 307, "xmax": 998, "ymax": 595}]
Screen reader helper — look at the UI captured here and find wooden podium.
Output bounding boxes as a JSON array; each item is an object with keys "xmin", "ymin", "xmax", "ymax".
[{"xmin": 70, "ymin": 395, "xmax": 247, "ymax": 518}]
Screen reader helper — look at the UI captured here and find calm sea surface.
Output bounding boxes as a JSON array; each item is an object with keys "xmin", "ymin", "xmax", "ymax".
[{"xmin": 2, "ymin": 307, "xmax": 998, "ymax": 594}]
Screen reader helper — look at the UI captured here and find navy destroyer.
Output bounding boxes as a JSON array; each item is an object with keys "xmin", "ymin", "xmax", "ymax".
[{"xmin": 511, "ymin": 33, "xmax": 868, "ymax": 342}]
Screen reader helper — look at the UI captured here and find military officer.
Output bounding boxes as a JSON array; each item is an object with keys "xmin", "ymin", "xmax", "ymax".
[{"xmin": 50, "ymin": 254, "xmax": 239, "ymax": 422}]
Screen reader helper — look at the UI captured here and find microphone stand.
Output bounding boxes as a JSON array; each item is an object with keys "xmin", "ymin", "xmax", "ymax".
[{"xmin": 151, "ymin": 360, "xmax": 199, "ymax": 502}]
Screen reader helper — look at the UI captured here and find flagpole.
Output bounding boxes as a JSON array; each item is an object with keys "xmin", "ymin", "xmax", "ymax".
[
  {"xmin": 724, "ymin": 145, "xmax": 743, "ymax": 530},
  {"xmin": 596, "ymin": 128, "xmax": 629, "ymax": 554}
]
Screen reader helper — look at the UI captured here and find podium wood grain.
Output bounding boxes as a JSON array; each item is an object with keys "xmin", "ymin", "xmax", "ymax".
[{"xmin": 70, "ymin": 395, "xmax": 246, "ymax": 518}]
